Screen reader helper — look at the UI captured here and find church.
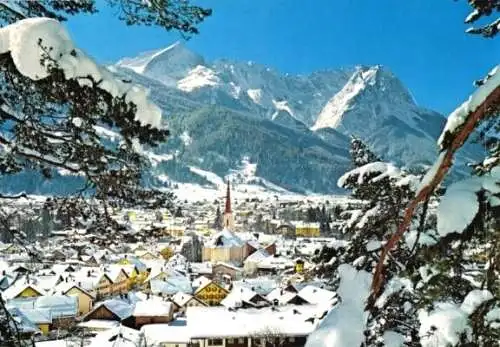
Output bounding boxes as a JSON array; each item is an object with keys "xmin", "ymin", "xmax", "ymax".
[{"xmin": 202, "ymin": 181, "xmax": 248, "ymax": 265}]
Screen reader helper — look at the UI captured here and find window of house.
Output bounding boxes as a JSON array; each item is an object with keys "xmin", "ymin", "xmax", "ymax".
[
  {"xmin": 227, "ymin": 338, "xmax": 234, "ymax": 343},
  {"xmin": 208, "ymin": 338, "xmax": 223, "ymax": 346},
  {"xmin": 289, "ymin": 337, "xmax": 295, "ymax": 342},
  {"xmin": 238, "ymin": 338, "xmax": 245, "ymax": 344}
]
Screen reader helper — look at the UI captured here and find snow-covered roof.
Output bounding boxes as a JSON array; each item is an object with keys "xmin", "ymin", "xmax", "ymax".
[
  {"xmin": 90, "ymin": 299, "xmax": 134, "ymax": 320},
  {"xmin": 232, "ymin": 278, "xmax": 279, "ymax": 295},
  {"xmin": 221, "ymin": 286, "xmax": 265, "ymax": 308},
  {"xmin": 186, "ymin": 305, "xmax": 319, "ymax": 338},
  {"xmin": 78, "ymin": 319, "xmax": 120, "ymax": 331},
  {"xmin": 257, "ymin": 255, "xmax": 294, "ymax": 270},
  {"xmin": 133, "ymin": 299, "xmax": 172, "ymax": 317},
  {"xmin": 6, "ymin": 306, "xmax": 39, "ymax": 334},
  {"xmin": 244, "ymin": 249, "xmax": 270, "ymax": 263},
  {"xmin": 2, "ymin": 280, "xmax": 45, "ymax": 300},
  {"xmin": 141, "ymin": 322, "xmax": 191, "ymax": 343},
  {"xmin": 19, "ymin": 308, "xmax": 52, "ymax": 324},
  {"xmin": 297, "ymin": 286, "xmax": 335, "ymax": 305},
  {"xmin": 87, "ymin": 325, "xmax": 143, "ymax": 347},
  {"xmin": 190, "ymin": 262, "xmax": 212, "ymax": 275},
  {"xmin": 35, "ymin": 295, "xmax": 78, "ymax": 318},
  {"xmin": 206, "ymin": 229, "xmax": 245, "ymax": 248},
  {"xmin": 172, "ymin": 292, "xmax": 195, "ymax": 307},
  {"xmin": 192, "ymin": 275, "xmax": 212, "ymax": 290},
  {"xmin": 214, "ymin": 261, "xmax": 243, "ymax": 272},
  {"xmin": 150, "ymin": 277, "xmax": 192, "ymax": 296}
]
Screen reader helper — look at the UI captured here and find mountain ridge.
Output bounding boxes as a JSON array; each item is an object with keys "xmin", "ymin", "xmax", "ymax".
[{"xmin": 0, "ymin": 43, "xmax": 482, "ymax": 196}]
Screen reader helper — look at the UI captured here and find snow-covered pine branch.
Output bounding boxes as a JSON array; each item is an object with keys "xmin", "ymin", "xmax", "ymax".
[
  {"xmin": 463, "ymin": 0, "xmax": 500, "ymax": 38},
  {"xmin": 0, "ymin": 17, "xmax": 171, "ymax": 208},
  {"xmin": 0, "ymin": 0, "xmax": 211, "ymax": 35},
  {"xmin": 370, "ymin": 65, "xmax": 500, "ymax": 305}
]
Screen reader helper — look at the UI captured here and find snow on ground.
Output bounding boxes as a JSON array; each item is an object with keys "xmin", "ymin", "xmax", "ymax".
[
  {"xmin": 229, "ymin": 82, "xmax": 241, "ymax": 99},
  {"xmin": 0, "ymin": 17, "xmax": 162, "ymax": 128},
  {"xmin": 272, "ymin": 99, "xmax": 294, "ymax": 116},
  {"xmin": 146, "ymin": 152, "xmax": 174, "ymax": 167},
  {"xmin": 180, "ymin": 131, "xmax": 192, "ymax": 146},
  {"xmin": 168, "ymin": 179, "xmax": 354, "ymax": 204},
  {"xmin": 226, "ymin": 157, "xmax": 290, "ymax": 193},
  {"xmin": 311, "ymin": 68, "xmax": 371, "ymax": 131},
  {"xmin": 177, "ymin": 65, "xmax": 221, "ymax": 92},
  {"xmin": 247, "ymin": 88, "xmax": 262, "ymax": 104},
  {"xmin": 189, "ymin": 167, "xmax": 225, "ymax": 187}
]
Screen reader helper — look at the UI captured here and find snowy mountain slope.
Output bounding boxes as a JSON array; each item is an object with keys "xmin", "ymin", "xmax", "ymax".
[
  {"xmin": 153, "ymin": 105, "xmax": 351, "ymax": 193},
  {"xmin": 117, "ymin": 41, "xmax": 205, "ymax": 87},
  {"xmin": 116, "ymin": 44, "xmax": 354, "ymax": 126},
  {"xmin": 0, "ymin": 43, "xmax": 483, "ymax": 196},
  {"xmin": 311, "ymin": 65, "xmax": 482, "ymax": 169}
]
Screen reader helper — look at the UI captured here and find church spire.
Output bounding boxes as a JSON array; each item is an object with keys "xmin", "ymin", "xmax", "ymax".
[
  {"xmin": 225, "ymin": 180, "xmax": 232, "ymax": 214},
  {"xmin": 223, "ymin": 180, "xmax": 235, "ymax": 230}
]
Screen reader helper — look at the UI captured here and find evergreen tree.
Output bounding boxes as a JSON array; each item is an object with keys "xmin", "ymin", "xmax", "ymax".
[
  {"xmin": 0, "ymin": 2, "xmax": 211, "ymax": 344},
  {"xmin": 350, "ymin": 136, "xmax": 380, "ymax": 168},
  {"xmin": 174, "ymin": 206, "xmax": 183, "ymax": 218},
  {"xmin": 312, "ymin": 156, "xmax": 433, "ymax": 344},
  {"xmin": 41, "ymin": 204, "xmax": 53, "ymax": 238},
  {"xmin": 462, "ymin": 0, "xmax": 500, "ymax": 38},
  {"xmin": 0, "ymin": 1, "xmax": 211, "ymax": 35},
  {"xmin": 213, "ymin": 205, "xmax": 223, "ymax": 229}
]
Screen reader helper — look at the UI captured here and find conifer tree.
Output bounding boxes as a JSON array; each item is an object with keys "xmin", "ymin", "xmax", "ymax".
[
  {"xmin": 463, "ymin": 0, "xmax": 500, "ymax": 38},
  {"xmin": 0, "ymin": 0, "xmax": 211, "ymax": 35},
  {"xmin": 213, "ymin": 205, "xmax": 223, "ymax": 229},
  {"xmin": 350, "ymin": 136, "xmax": 380, "ymax": 168},
  {"xmin": 0, "ymin": 2, "xmax": 211, "ymax": 344}
]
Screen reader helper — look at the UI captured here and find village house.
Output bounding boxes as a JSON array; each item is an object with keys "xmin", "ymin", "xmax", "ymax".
[
  {"xmin": 194, "ymin": 277, "xmax": 229, "ymax": 306},
  {"xmin": 184, "ymin": 305, "xmax": 319, "ymax": 347},
  {"xmin": 122, "ymin": 298, "xmax": 174, "ymax": 329},
  {"xmin": 292, "ymin": 222, "xmax": 320, "ymax": 237},
  {"xmin": 141, "ymin": 322, "xmax": 192, "ymax": 347},
  {"xmin": 83, "ymin": 298, "xmax": 134, "ymax": 323},
  {"xmin": 34, "ymin": 295, "xmax": 78, "ymax": 329},
  {"xmin": 19, "ymin": 309, "xmax": 52, "ymax": 335},
  {"xmin": 221, "ymin": 286, "xmax": 269, "ymax": 309},
  {"xmin": 212, "ymin": 262, "xmax": 243, "ymax": 281},
  {"xmin": 64, "ymin": 285, "xmax": 95, "ymax": 316},
  {"xmin": 172, "ymin": 292, "xmax": 207, "ymax": 313},
  {"xmin": 202, "ymin": 229, "xmax": 248, "ymax": 266}
]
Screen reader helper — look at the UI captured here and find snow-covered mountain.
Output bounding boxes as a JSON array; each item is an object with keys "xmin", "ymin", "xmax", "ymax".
[{"xmin": 0, "ymin": 42, "xmax": 482, "ymax": 196}]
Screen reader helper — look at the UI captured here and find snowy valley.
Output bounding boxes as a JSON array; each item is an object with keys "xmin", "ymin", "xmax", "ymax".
[{"xmin": 0, "ymin": 2, "xmax": 498, "ymax": 347}]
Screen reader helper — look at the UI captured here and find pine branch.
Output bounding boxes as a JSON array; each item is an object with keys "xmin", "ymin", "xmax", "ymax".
[{"xmin": 368, "ymin": 81, "xmax": 500, "ymax": 309}]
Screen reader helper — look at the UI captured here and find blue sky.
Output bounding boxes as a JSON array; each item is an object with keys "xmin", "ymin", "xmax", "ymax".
[{"xmin": 66, "ymin": 0, "xmax": 498, "ymax": 115}]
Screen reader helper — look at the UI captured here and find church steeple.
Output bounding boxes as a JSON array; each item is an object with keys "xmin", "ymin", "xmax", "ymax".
[
  {"xmin": 223, "ymin": 180, "xmax": 235, "ymax": 230},
  {"xmin": 225, "ymin": 180, "xmax": 232, "ymax": 214}
]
